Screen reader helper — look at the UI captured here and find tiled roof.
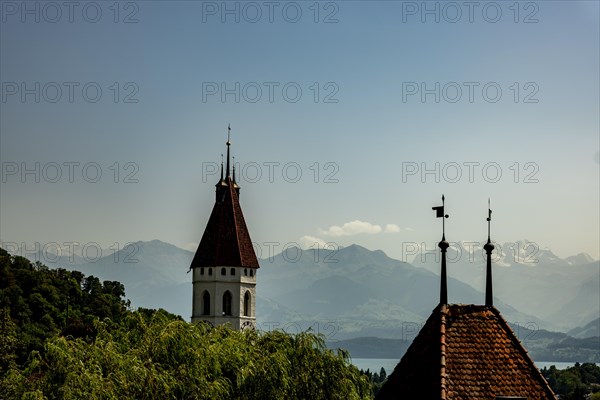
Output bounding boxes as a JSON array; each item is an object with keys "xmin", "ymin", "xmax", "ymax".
[
  {"xmin": 190, "ymin": 177, "xmax": 259, "ymax": 269},
  {"xmin": 376, "ymin": 304, "xmax": 557, "ymax": 400}
]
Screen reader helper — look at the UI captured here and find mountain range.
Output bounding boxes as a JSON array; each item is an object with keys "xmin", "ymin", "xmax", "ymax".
[
  {"xmin": 410, "ymin": 240, "xmax": 599, "ymax": 331},
  {"xmin": 22, "ymin": 239, "xmax": 598, "ymax": 345}
]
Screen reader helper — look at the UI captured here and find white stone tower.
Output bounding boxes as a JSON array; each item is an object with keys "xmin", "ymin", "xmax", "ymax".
[{"xmin": 190, "ymin": 126, "xmax": 259, "ymax": 330}]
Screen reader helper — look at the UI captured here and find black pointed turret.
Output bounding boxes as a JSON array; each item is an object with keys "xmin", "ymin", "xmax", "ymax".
[
  {"xmin": 433, "ymin": 195, "xmax": 450, "ymax": 304},
  {"xmin": 484, "ymin": 199, "xmax": 495, "ymax": 306},
  {"xmin": 215, "ymin": 154, "xmax": 227, "ymax": 202},
  {"xmin": 220, "ymin": 154, "xmax": 224, "ymax": 181},
  {"xmin": 232, "ymin": 156, "xmax": 236, "ymax": 182},
  {"xmin": 232, "ymin": 156, "xmax": 240, "ymax": 195},
  {"xmin": 226, "ymin": 124, "xmax": 231, "ymax": 178}
]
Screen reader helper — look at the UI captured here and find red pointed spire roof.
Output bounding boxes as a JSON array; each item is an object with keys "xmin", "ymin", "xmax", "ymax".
[
  {"xmin": 376, "ymin": 304, "xmax": 557, "ymax": 400},
  {"xmin": 191, "ymin": 176, "xmax": 259, "ymax": 268},
  {"xmin": 190, "ymin": 128, "xmax": 259, "ymax": 269}
]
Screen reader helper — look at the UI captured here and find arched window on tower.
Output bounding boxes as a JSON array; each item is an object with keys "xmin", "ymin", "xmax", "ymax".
[
  {"xmin": 202, "ymin": 291, "xmax": 210, "ymax": 316},
  {"xmin": 244, "ymin": 268, "xmax": 248, "ymax": 276},
  {"xmin": 250, "ymin": 269, "xmax": 254, "ymax": 277},
  {"xmin": 244, "ymin": 291, "xmax": 251, "ymax": 317},
  {"xmin": 223, "ymin": 291, "xmax": 232, "ymax": 316},
  {"xmin": 221, "ymin": 267, "xmax": 226, "ymax": 276},
  {"xmin": 230, "ymin": 268, "xmax": 235, "ymax": 275},
  {"xmin": 200, "ymin": 267, "xmax": 204, "ymax": 275},
  {"xmin": 208, "ymin": 268, "xmax": 212, "ymax": 276}
]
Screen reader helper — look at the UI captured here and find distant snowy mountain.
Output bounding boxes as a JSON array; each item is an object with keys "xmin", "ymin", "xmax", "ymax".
[
  {"xmin": 257, "ymin": 243, "xmax": 557, "ymax": 337},
  {"xmin": 25, "ymin": 239, "xmax": 598, "ymax": 338},
  {"xmin": 411, "ymin": 240, "xmax": 599, "ymax": 331},
  {"xmin": 566, "ymin": 253, "xmax": 596, "ymax": 266}
]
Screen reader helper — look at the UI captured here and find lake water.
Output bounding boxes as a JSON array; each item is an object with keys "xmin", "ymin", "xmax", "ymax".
[{"xmin": 351, "ymin": 358, "xmax": 597, "ymax": 374}]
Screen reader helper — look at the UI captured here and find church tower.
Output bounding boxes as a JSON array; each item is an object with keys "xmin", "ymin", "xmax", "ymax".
[{"xmin": 190, "ymin": 126, "xmax": 259, "ymax": 330}]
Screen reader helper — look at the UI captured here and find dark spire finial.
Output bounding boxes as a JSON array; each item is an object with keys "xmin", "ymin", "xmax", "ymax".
[
  {"xmin": 484, "ymin": 198, "xmax": 495, "ymax": 306},
  {"xmin": 486, "ymin": 198, "xmax": 492, "ymax": 242},
  {"xmin": 220, "ymin": 154, "xmax": 224, "ymax": 180},
  {"xmin": 226, "ymin": 124, "xmax": 231, "ymax": 178},
  {"xmin": 433, "ymin": 195, "xmax": 450, "ymax": 305},
  {"xmin": 232, "ymin": 156, "xmax": 236, "ymax": 182}
]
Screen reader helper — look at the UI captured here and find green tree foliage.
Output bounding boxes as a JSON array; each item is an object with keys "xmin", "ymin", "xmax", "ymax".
[
  {"xmin": 0, "ymin": 248, "xmax": 130, "ymax": 364},
  {"xmin": 5, "ymin": 311, "xmax": 371, "ymax": 399},
  {"xmin": 0, "ymin": 307, "xmax": 19, "ymax": 376},
  {"xmin": 541, "ymin": 362, "xmax": 600, "ymax": 400},
  {"xmin": 361, "ymin": 366, "xmax": 388, "ymax": 397},
  {"xmin": 0, "ymin": 248, "xmax": 372, "ymax": 399}
]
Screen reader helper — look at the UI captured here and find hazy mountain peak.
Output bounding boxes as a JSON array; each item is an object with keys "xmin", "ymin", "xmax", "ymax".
[
  {"xmin": 134, "ymin": 239, "xmax": 176, "ymax": 248},
  {"xmin": 340, "ymin": 244, "xmax": 390, "ymax": 258},
  {"xmin": 566, "ymin": 253, "xmax": 595, "ymax": 266},
  {"xmin": 567, "ymin": 317, "xmax": 600, "ymax": 339},
  {"xmin": 344, "ymin": 243, "xmax": 368, "ymax": 252},
  {"xmin": 131, "ymin": 240, "xmax": 194, "ymax": 255}
]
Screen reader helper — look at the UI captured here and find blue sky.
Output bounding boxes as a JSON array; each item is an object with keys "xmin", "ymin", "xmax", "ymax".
[{"xmin": 1, "ymin": 1, "xmax": 599, "ymax": 261}]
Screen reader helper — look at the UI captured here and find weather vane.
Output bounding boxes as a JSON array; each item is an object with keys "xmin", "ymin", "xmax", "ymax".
[
  {"xmin": 432, "ymin": 194, "xmax": 450, "ymax": 240},
  {"xmin": 485, "ymin": 198, "xmax": 495, "ymax": 307},
  {"xmin": 487, "ymin": 198, "xmax": 492, "ymax": 242}
]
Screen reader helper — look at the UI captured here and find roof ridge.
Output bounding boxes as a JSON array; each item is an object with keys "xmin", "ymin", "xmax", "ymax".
[
  {"xmin": 228, "ymin": 177, "xmax": 244, "ymax": 266},
  {"xmin": 440, "ymin": 304, "xmax": 448, "ymax": 400}
]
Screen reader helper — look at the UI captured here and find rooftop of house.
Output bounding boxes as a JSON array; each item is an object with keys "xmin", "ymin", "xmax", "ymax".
[{"xmin": 376, "ymin": 303, "xmax": 557, "ymax": 400}]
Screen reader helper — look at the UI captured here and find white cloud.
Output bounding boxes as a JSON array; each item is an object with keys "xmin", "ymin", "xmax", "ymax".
[
  {"xmin": 318, "ymin": 220, "xmax": 382, "ymax": 237},
  {"xmin": 317, "ymin": 220, "xmax": 403, "ymax": 237},
  {"xmin": 298, "ymin": 235, "xmax": 328, "ymax": 249},
  {"xmin": 384, "ymin": 224, "xmax": 401, "ymax": 233}
]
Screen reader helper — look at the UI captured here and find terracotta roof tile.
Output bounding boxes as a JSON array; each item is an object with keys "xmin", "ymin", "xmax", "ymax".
[{"xmin": 376, "ymin": 304, "xmax": 557, "ymax": 400}]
